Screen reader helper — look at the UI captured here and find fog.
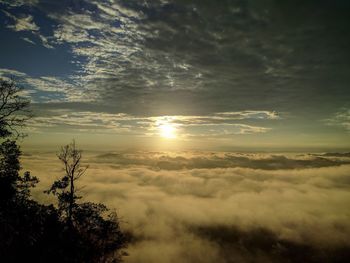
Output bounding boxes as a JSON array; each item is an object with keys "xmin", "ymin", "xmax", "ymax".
[{"xmin": 22, "ymin": 151, "xmax": 350, "ymax": 263}]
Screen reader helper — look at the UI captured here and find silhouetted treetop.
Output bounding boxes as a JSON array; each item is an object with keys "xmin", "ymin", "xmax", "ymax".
[
  {"xmin": 0, "ymin": 78, "xmax": 31, "ymax": 138},
  {"xmin": 0, "ymin": 79, "xmax": 127, "ymax": 262},
  {"xmin": 0, "ymin": 139, "xmax": 38, "ymax": 203},
  {"xmin": 46, "ymin": 140, "xmax": 88, "ymax": 224},
  {"xmin": 45, "ymin": 140, "xmax": 128, "ymax": 262}
]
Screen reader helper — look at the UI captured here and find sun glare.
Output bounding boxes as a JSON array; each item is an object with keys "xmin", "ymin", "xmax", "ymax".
[{"xmin": 159, "ymin": 123, "xmax": 177, "ymax": 139}]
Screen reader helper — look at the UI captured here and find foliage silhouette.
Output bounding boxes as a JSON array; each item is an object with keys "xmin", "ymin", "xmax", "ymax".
[
  {"xmin": 0, "ymin": 79, "xmax": 128, "ymax": 263},
  {"xmin": 46, "ymin": 140, "xmax": 128, "ymax": 262}
]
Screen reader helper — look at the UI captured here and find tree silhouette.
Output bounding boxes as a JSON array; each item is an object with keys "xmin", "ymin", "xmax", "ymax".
[
  {"xmin": 0, "ymin": 79, "xmax": 36, "ymax": 204},
  {"xmin": 0, "ymin": 140, "xmax": 38, "ymax": 204},
  {"xmin": 0, "ymin": 79, "xmax": 51, "ymax": 262},
  {"xmin": 0, "ymin": 78, "xmax": 31, "ymax": 138},
  {"xmin": 46, "ymin": 140, "xmax": 88, "ymax": 225},
  {"xmin": 0, "ymin": 79, "xmax": 128, "ymax": 262},
  {"xmin": 46, "ymin": 140, "xmax": 128, "ymax": 262}
]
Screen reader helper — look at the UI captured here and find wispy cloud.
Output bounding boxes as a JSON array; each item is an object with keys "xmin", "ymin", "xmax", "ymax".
[
  {"xmin": 26, "ymin": 110, "xmax": 278, "ymax": 137},
  {"xmin": 0, "ymin": 68, "xmax": 27, "ymax": 78},
  {"xmin": 5, "ymin": 13, "xmax": 39, "ymax": 32},
  {"xmin": 0, "ymin": 68, "xmax": 96, "ymax": 102},
  {"xmin": 325, "ymin": 108, "xmax": 350, "ymax": 132},
  {"xmin": 0, "ymin": 0, "xmax": 38, "ymax": 7},
  {"xmin": 22, "ymin": 37, "xmax": 36, "ymax": 45},
  {"xmin": 2, "ymin": 10, "xmax": 53, "ymax": 48}
]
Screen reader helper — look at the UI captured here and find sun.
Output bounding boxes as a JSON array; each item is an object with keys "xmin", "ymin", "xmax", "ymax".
[{"xmin": 159, "ymin": 123, "xmax": 177, "ymax": 139}]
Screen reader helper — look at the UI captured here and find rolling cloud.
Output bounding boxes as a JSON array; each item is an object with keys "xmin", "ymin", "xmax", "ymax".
[{"xmin": 22, "ymin": 150, "xmax": 350, "ymax": 263}]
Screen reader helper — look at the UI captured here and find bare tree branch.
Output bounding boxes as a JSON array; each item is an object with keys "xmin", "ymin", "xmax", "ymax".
[
  {"xmin": 48, "ymin": 140, "xmax": 89, "ymax": 225},
  {"xmin": 0, "ymin": 78, "xmax": 32, "ymax": 139}
]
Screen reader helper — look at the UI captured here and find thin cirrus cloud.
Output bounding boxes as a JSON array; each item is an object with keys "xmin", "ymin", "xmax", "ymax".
[
  {"xmin": 0, "ymin": 0, "xmax": 38, "ymax": 8},
  {"xmin": 26, "ymin": 110, "xmax": 278, "ymax": 137},
  {"xmin": 0, "ymin": 63, "xmax": 280, "ymax": 137},
  {"xmin": 4, "ymin": 12, "xmax": 39, "ymax": 32},
  {"xmin": 325, "ymin": 108, "xmax": 350, "ymax": 132},
  {"xmin": 2, "ymin": 9, "xmax": 53, "ymax": 48},
  {"xmin": 0, "ymin": 68, "xmax": 84, "ymax": 102}
]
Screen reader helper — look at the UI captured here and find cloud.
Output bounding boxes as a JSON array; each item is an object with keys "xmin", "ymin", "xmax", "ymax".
[
  {"xmin": 325, "ymin": 108, "xmax": 350, "ymax": 132},
  {"xmin": 25, "ymin": 109, "xmax": 278, "ymax": 136},
  {"xmin": 93, "ymin": 151, "xmax": 350, "ymax": 170},
  {"xmin": 2, "ymin": 9, "xmax": 53, "ymax": 48},
  {"xmin": 0, "ymin": 1, "xmax": 282, "ymax": 109},
  {"xmin": 2, "ymin": 0, "xmax": 349, "ymax": 118},
  {"xmin": 0, "ymin": 68, "xmax": 84, "ymax": 102},
  {"xmin": 22, "ymin": 150, "xmax": 350, "ymax": 262},
  {"xmin": 318, "ymin": 152, "xmax": 350, "ymax": 158},
  {"xmin": 0, "ymin": 68, "xmax": 27, "ymax": 78},
  {"xmin": 0, "ymin": 0, "xmax": 38, "ymax": 7},
  {"xmin": 5, "ymin": 13, "xmax": 39, "ymax": 32},
  {"xmin": 22, "ymin": 37, "xmax": 36, "ymax": 45},
  {"xmin": 1, "ymin": 0, "xmax": 350, "ymax": 149}
]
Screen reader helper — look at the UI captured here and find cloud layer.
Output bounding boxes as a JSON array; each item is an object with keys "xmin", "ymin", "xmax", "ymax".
[
  {"xmin": 23, "ymin": 109, "xmax": 278, "ymax": 137},
  {"xmin": 1, "ymin": 0, "xmax": 349, "ymax": 112},
  {"xmin": 22, "ymin": 150, "xmax": 350, "ymax": 262}
]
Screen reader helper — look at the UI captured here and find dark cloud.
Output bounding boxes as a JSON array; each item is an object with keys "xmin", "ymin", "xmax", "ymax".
[
  {"xmin": 2, "ymin": 0, "xmax": 350, "ymax": 116},
  {"xmin": 192, "ymin": 225, "xmax": 350, "ymax": 263},
  {"xmin": 98, "ymin": 0, "xmax": 350, "ymax": 115},
  {"xmin": 319, "ymin": 152, "xmax": 350, "ymax": 158},
  {"xmin": 94, "ymin": 151, "xmax": 350, "ymax": 170}
]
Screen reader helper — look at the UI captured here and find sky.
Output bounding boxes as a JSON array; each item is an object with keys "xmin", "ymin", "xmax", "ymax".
[
  {"xmin": 0, "ymin": 0, "xmax": 350, "ymax": 151},
  {"xmin": 2, "ymin": 2, "xmax": 350, "ymax": 262}
]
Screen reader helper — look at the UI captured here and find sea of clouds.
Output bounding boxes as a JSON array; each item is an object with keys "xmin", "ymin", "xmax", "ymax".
[{"xmin": 22, "ymin": 151, "xmax": 350, "ymax": 263}]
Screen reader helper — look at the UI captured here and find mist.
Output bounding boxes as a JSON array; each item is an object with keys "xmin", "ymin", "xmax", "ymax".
[{"xmin": 22, "ymin": 150, "xmax": 350, "ymax": 263}]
